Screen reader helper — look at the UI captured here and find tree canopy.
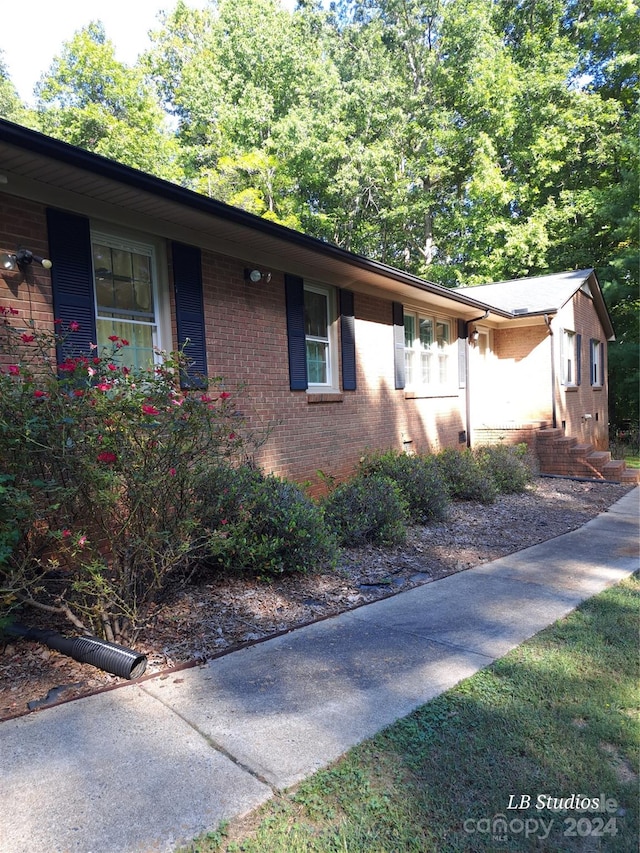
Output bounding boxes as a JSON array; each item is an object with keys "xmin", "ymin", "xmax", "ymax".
[{"xmin": 0, "ymin": 0, "xmax": 637, "ymax": 424}]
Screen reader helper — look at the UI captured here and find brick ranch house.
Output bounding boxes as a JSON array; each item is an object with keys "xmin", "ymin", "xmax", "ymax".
[{"xmin": 0, "ymin": 119, "xmax": 635, "ymax": 489}]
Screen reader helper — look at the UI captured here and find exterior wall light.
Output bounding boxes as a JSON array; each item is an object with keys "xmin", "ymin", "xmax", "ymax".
[
  {"xmin": 0, "ymin": 248, "xmax": 53, "ymax": 271},
  {"xmin": 244, "ymin": 268, "xmax": 271, "ymax": 284}
]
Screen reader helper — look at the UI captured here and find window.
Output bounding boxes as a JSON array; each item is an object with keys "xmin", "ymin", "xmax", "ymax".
[
  {"xmin": 561, "ymin": 329, "xmax": 577, "ymax": 385},
  {"xmin": 590, "ymin": 339, "xmax": 603, "ymax": 387},
  {"xmin": 404, "ymin": 310, "xmax": 453, "ymax": 391},
  {"xmin": 92, "ymin": 234, "xmax": 160, "ymax": 369},
  {"xmin": 304, "ymin": 284, "xmax": 336, "ymax": 388}
]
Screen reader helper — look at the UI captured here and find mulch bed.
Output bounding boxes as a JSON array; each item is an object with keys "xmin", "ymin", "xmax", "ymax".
[{"xmin": 0, "ymin": 477, "xmax": 633, "ymax": 722}]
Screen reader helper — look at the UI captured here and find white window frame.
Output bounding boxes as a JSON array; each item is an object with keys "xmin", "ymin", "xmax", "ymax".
[
  {"xmin": 561, "ymin": 329, "xmax": 577, "ymax": 386},
  {"xmin": 304, "ymin": 283, "xmax": 338, "ymax": 390},
  {"xmin": 91, "ymin": 228, "xmax": 168, "ymax": 366},
  {"xmin": 404, "ymin": 309, "xmax": 455, "ymax": 393},
  {"xmin": 590, "ymin": 338, "xmax": 602, "ymax": 387}
]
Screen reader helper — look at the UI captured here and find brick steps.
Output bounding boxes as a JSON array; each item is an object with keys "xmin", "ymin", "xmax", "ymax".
[{"xmin": 536, "ymin": 428, "xmax": 639, "ymax": 483}]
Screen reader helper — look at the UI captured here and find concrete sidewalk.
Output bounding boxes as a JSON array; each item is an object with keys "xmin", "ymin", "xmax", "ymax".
[{"xmin": 1, "ymin": 487, "xmax": 638, "ymax": 853}]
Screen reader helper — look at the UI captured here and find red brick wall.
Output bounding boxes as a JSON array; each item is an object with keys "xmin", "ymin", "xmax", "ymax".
[
  {"xmin": 0, "ymin": 198, "xmax": 55, "ymax": 332},
  {"xmin": 192, "ymin": 254, "xmax": 467, "ymax": 493},
  {"xmin": 554, "ymin": 291, "xmax": 609, "ymax": 450}
]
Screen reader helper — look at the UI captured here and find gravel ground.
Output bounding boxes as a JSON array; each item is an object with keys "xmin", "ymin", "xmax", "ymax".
[{"xmin": 0, "ymin": 477, "xmax": 634, "ymax": 721}]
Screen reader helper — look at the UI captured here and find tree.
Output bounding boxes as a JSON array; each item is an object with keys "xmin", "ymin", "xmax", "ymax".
[
  {"xmin": 0, "ymin": 52, "xmax": 26, "ymax": 123},
  {"xmin": 34, "ymin": 22, "xmax": 182, "ymax": 181}
]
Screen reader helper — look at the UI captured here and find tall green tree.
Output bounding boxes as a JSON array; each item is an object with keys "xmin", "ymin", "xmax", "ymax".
[
  {"xmin": 0, "ymin": 53, "xmax": 26, "ymax": 123},
  {"xmin": 34, "ymin": 22, "xmax": 182, "ymax": 181}
]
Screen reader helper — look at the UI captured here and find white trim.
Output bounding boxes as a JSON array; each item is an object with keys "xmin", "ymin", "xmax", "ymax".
[{"xmin": 305, "ymin": 282, "xmax": 338, "ymax": 391}]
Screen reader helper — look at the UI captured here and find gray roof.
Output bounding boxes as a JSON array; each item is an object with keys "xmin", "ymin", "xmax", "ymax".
[{"xmin": 456, "ymin": 269, "xmax": 594, "ymax": 315}]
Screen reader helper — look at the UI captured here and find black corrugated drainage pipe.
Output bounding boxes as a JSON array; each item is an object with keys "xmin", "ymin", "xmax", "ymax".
[{"xmin": 5, "ymin": 624, "xmax": 147, "ymax": 679}]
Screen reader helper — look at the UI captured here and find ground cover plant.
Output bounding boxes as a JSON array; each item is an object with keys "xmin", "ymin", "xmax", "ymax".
[{"xmin": 184, "ymin": 575, "xmax": 640, "ymax": 852}]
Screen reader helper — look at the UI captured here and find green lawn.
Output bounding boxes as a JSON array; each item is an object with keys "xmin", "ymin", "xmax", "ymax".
[{"xmin": 184, "ymin": 576, "xmax": 639, "ymax": 853}]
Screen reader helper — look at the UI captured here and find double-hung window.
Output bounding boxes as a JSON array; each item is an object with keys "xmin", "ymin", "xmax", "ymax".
[
  {"xmin": 404, "ymin": 310, "xmax": 452, "ymax": 391},
  {"xmin": 92, "ymin": 234, "xmax": 159, "ymax": 369},
  {"xmin": 561, "ymin": 329, "xmax": 579, "ymax": 386},
  {"xmin": 590, "ymin": 339, "xmax": 603, "ymax": 387},
  {"xmin": 305, "ymin": 284, "xmax": 336, "ymax": 388}
]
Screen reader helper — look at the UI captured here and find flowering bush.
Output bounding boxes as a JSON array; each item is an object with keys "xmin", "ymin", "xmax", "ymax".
[{"xmin": 0, "ymin": 307, "xmax": 265, "ymax": 640}]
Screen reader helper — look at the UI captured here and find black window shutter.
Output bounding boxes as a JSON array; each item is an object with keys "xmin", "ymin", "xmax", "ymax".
[
  {"xmin": 576, "ymin": 333, "xmax": 582, "ymax": 385},
  {"xmin": 392, "ymin": 301, "xmax": 405, "ymax": 390},
  {"xmin": 46, "ymin": 208, "xmax": 96, "ymax": 362},
  {"xmin": 457, "ymin": 319, "xmax": 467, "ymax": 389},
  {"xmin": 285, "ymin": 274, "xmax": 308, "ymax": 390},
  {"xmin": 339, "ymin": 289, "xmax": 356, "ymax": 391},
  {"xmin": 172, "ymin": 242, "xmax": 207, "ymax": 388}
]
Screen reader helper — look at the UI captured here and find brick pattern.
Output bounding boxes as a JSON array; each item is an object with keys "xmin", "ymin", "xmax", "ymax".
[{"xmin": 536, "ymin": 428, "xmax": 639, "ymax": 484}]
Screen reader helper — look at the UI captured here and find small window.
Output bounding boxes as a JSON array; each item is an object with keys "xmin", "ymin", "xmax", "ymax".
[
  {"xmin": 404, "ymin": 310, "xmax": 453, "ymax": 391},
  {"xmin": 590, "ymin": 339, "xmax": 603, "ymax": 386},
  {"xmin": 561, "ymin": 329, "xmax": 576, "ymax": 385},
  {"xmin": 92, "ymin": 233, "xmax": 160, "ymax": 368},
  {"xmin": 305, "ymin": 284, "xmax": 336, "ymax": 388}
]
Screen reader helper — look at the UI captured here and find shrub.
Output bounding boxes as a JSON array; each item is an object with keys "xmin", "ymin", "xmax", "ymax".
[
  {"xmin": 360, "ymin": 450, "xmax": 449, "ymax": 523},
  {"xmin": 0, "ymin": 308, "xmax": 265, "ymax": 639},
  {"xmin": 476, "ymin": 443, "xmax": 535, "ymax": 494},
  {"xmin": 322, "ymin": 473, "xmax": 409, "ymax": 547},
  {"xmin": 197, "ymin": 464, "xmax": 338, "ymax": 576},
  {"xmin": 435, "ymin": 448, "xmax": 498, "ymax": 504}
]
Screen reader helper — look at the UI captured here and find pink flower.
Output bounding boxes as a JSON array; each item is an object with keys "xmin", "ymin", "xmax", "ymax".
[
  {"xmin": 200, "ymin": 394, "xmax": 212, "ymax": 403},
  {"xmin": 120, "ymin": 339, "xmax": 130, "ymax": 347},
  {"xmin": 229, "ymin": 432, "xmax": 236, "ymax": 440},
  {"xmin": 219, "ymin": 391, "xmax": 231, "ymax": 400},
  {"xmin": 7, "ymin": 365, "xmax": 19, "ymax": 375},
  {"xmin": 107, "ymin": 363, "xmax": 117, "ymax": 371},
  {"xmin": 96, "ymin": 382, "xmax": 112, "ymax": 392},
  {"xmin": 142, "ymin": 404, "xmax": 160, "ymax": 415},
  {"xmin": 33, "ymin": 389, "xmax": 47, "ymax": 398},
  {"xmin": 73, "ymin": 389, "xmax": 84, "ymax": 397},
  {"xmin": 20, "ymin": 333, "xmax": 35, "ymax": 343},
  {"xmin": 122, "ymin": 366, "xmax": 130, "ymax": 376},
  {"xmin": 54, "ymin": 318, "xmax": 63, "ymax": 325},
  {"xmin": 169, "ymin": 467, "xmax": 176, "ymax": 477},
  {"xmin": 62, "ymin": 529, "xmax": 72, "ymax": 538},
  {"xmin": 87, "ymin": 366, "xmax": 96, "ymax": 377},
  {"xmin": 108, "ymin": 335, "xmax": 119, "ymax": 342},
  {"xmin": 69, "ymin": 321, "xmax": 81, "ymax": 332},
  {"xmin": 97, "ymin": 451, "xmax": 117, "ymax": 464},
  {"xmin": 77, "ymin": 535, "xmax": 88, "ymax": 548}
]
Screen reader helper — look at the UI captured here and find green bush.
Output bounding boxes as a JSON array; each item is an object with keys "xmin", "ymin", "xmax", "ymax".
[
  {"xmin": 197, "ymin": 464, "xmax": 338, "ymax": 576},
  {"xmin": 322, "ymin": 473, "xmax": 409, "ymax": 547},
  {"xmin": 476, "ymin": 443, "xmax": 535, "ymax": 494},
  {"xmin": 359, "ymin": 450, "xmax": 449, "ymax": 523},
  {"xmin": 435, "ymin": 448, "xmax": 498, "ymax": 504}
]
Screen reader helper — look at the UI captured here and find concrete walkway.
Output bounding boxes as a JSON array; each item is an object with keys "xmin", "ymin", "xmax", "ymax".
[{"xmin": 1, "ymin": 488, "xmax": 638, "ymax": 853}]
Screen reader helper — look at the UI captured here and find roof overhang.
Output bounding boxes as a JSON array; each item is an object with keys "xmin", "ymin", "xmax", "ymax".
[{"xmin": 0, "ymin": 119, "xmax": 510, "ymax": 322}]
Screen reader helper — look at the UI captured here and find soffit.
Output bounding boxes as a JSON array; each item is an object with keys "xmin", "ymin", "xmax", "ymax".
[{"xmin": 0, "ymin": 130, "xmax": 511, "ymax": 322}]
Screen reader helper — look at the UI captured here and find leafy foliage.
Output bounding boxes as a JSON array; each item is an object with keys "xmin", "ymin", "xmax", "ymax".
[
  {"xmin": 322, "ymin": 473, "xmax": 409, "ymax": 546},
  {"xmin": 475, "ymin": 443, "xmax": 536, "ymax": 494},
  {"xmin": 0, "ymin": 308, "xmax": 259, "ymax": 639},
  {"xmin": 196, "ymin": 463, "xmax": 338, "ymax": 577},
  {"xmin": 359, "ymin": 450, "xmax": 449, "ymax": 523},
  {"xmin": 435, "ymin": 448, "xmax": 498, "ymax": 504}
]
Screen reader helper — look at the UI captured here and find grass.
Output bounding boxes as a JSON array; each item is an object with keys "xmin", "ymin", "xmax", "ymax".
[{"xmin": 183, "ymin": 576, "xmax": 639, "ymax": 853}]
